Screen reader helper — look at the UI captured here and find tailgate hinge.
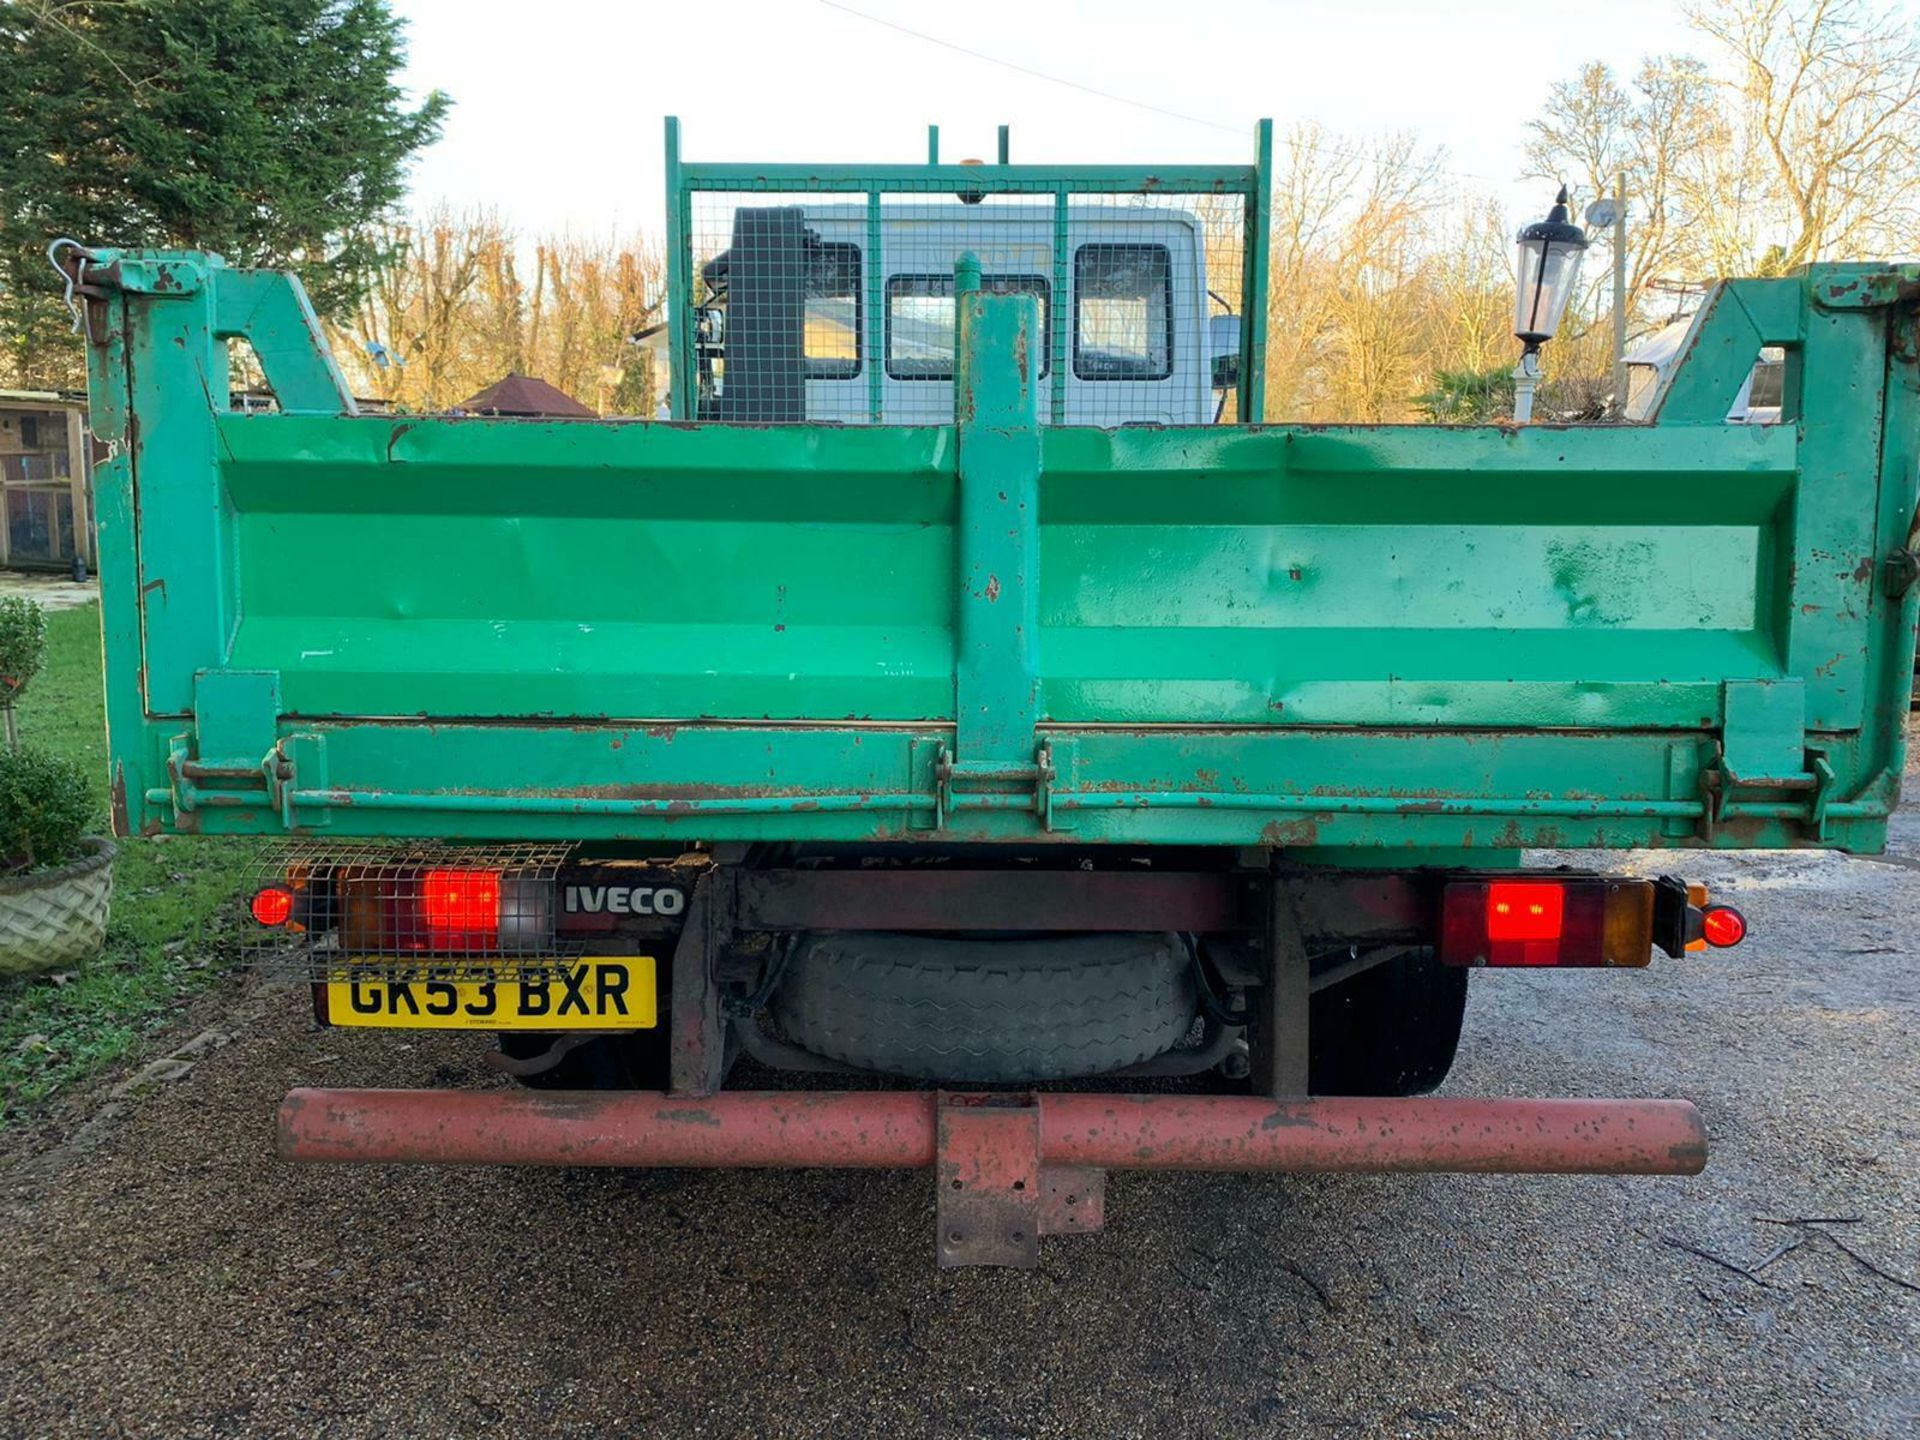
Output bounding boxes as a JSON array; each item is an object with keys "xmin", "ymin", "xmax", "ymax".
[
  {"xmin": 1698, "ymin": 740, "xmax": 1835, "ymax": 843},
  {"xmin": 169, "ymin": 670, "xmax": 326, "ymax": 829},
  {"xmin": 1703, "ymin": 680, "xmax": 1835, "ymax": 840},
  {"xmin": 931, "ymin": 740, "xmax": 1074, "ymax": 831},
  {"xmin": 166, "ymin": 731, "xmax": 326, "ymax": 831}
]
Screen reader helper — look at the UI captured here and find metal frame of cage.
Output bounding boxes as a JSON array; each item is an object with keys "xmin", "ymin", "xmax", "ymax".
[
  {"xmin": 244, "ymin": 840, "xmax": 576, "ymax": 982},
  {"xmin": 663, "ymin": 116, "xmax": 1273, "ymax": 427}
]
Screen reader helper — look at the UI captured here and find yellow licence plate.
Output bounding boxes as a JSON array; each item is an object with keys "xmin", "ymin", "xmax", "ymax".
[{"xmin": 322, "ymin": 958, "xmax": 656, "ymax": 1030}]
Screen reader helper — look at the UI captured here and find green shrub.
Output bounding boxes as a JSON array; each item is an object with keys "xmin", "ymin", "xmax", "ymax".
[
  {"xmin": 1413, "ymin": 368, "xmax": 1515, "ymax": 424},
  {"xmin": 0, "ymin": 596, "xmax": 49, "ymax": 707},
  {"xmin": 0, "ymin": 745, "xmax": 92, "ymax": 873}
]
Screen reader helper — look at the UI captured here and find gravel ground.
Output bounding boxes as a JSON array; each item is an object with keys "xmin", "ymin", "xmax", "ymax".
[{"xmin": 1, "ymin": 773, "xmax": 1915, "ymax": 1438}]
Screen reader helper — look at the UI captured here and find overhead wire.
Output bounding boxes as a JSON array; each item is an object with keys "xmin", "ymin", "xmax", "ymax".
[{"xmin": 814, "ymin": 0, "xmax": 1519, "ymax": 192}]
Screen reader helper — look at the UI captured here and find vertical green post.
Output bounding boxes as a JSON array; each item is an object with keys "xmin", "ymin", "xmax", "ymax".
[
  {"xmin": 952, "ymin": 252, "xmax": 1041, "ymax": 764},
  {"xmin": 997, "ymin": 124, "xmax": 1010, "ymax": 164},
  {"xmin": 866, "ymin": 191, "xmax": 885, "ymax": 422},
  {"xmin": 664, "ymin": 116, "xmax": 692, "ymax": 420},
  {"xmin": 89, "ymin": 257, "xmax": 229, "ymax": 718},
  {"xmin": 1240, "ymin": 117, "xmax": 1273, "ymax": 423},
  {"xmin": 82, "ymin": 285, "xmax": 149, "ymax": 835},
  {"xmin": 1050, "ymin": 191, "xmax": 1069, "ymax": 425},
  {"xmin": 927, "ymin": 124, "xmax": 940, "ymax": 164}
]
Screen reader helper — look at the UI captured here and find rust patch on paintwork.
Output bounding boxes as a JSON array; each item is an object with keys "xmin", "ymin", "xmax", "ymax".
[
  {"xmin": 653, "ymin": 1107, "xmax": 723, "ymax": 1128},
  {"xmin": 110, "ymin": 766, "xmax": 131, "ymax": 837},
  {"xmin": 1493, "ymin": 820, "xmax": 1533, "ymax": 848},
  {"xmin": 1714, "ymin": 814, "xmax": 1774, "ymax": 848},
  {"xmin": 1259, "ymin": 1109, "xmax": 1315, "ymax": 1131},
  {"xmin": 984, "ymin": 574, "xmax": 1001, "ymax": 603},
  {"xmin": 1259, "ymin": 818, "xmax": 1320, "ymax": 847}
]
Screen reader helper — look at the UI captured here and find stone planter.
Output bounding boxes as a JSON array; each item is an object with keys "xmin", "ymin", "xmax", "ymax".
[{"xmin": 0, "ymin": 836, "xmax": 115, "ymax": 976}]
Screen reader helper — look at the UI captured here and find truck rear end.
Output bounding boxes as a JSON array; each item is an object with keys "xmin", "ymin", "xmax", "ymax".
[{"xmin": 65, "ymin": 121, "xmax": 1919, "ymax": 1266}]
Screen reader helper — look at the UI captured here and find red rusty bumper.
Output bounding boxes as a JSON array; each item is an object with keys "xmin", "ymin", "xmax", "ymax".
[
  {"xmin": 280, "ymin": 1089, "xmax": 1704, "ymax": 1266},
  {"xmin": 279, "ymin": 1088, "xmax": 1706, "ymax": 1174}
]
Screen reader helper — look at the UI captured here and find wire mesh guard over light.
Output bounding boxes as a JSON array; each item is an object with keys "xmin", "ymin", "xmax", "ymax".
[{"xmin": 242, "ymin": 841, "xmax": 575, "ymax": 982}]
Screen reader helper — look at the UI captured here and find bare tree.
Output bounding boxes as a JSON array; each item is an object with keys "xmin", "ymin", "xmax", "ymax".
[
  {"xmin": 1319, "ymin": 135, "xmax": 1447, "ymax": 422},
  {"xmin": 1688, "ymin": 0, "xmax": 1920, "ymax": 271},
  {"xmin": 1260, "ymin": 125, "xmax": 1482, "ymax": 422},
  {"xmin": 333, "ymin": 212, "xmax": 667, "ymax": 414},
  {"xmin": 1262, "ymin": 123, "xmax": 1363, "ymax": 420},
  {"xmin": 1414, "ymin": 199, "xmax": 1517, "ymax": 380},
  {"xmin": 1525, "ymin": 56, "xmax": 1730, "ymax": 313}
]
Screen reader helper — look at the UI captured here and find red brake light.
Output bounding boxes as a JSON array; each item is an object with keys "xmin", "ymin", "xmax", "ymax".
[
  {"xmin": 1701, "ymin": 905, "xmax": 1747, "ymax": 948},
  {"xmin": 422, "ymin": 869, "xmax": 500, "ymax": 936},
  {"xmin": 1486, "ymin": 883, "xmax": 1564, "ymax": 942},
  {"xmin": 1441, "ymin": 878, "xmax": 1655, "ymax": 968},
  {"xmin": 250, "ymin": 886, "xmax": 294, "ymax": 927}
]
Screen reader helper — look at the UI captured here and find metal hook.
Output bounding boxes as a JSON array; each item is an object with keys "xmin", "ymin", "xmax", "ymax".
[{"xmin": 46, "ymin": 238, "xmax": 98, "ymax": 334}]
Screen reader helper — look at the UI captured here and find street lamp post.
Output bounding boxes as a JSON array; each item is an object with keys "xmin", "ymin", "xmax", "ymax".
[{"xmin": 1512, "ymin": 186, "xmax": 1590, "ymax": 423}]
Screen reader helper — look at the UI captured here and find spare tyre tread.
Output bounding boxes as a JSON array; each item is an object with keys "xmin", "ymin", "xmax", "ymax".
[{"xmin": 772, "ymin": 931, "xmax": 1197, "ymax": 1082}]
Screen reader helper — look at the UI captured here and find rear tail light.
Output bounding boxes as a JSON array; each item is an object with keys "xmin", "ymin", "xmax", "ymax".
[
  {"xmin": 1698, "ymin": 904, "xmax": 1747, "ymax": 949},
  {"xmin": 285, "ymin": 863, "xmax": 551, "ymax": 955},
  {"xmin": 422, "ymin": 868, "xmax": 500, "ymax": 942},
  {"xmin": 250, "ymin": 885, "xmax": 294, "ymax": 927},
  {"xmin": 1441, "ymin": 878, "xmax": 1655, "ymax": 968}
]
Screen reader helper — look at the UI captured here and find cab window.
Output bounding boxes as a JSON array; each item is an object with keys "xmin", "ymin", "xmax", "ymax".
[
  {"xmin": 886, "ymin": 274, "xmax": 1051, "ymax": 380},
  {"xmin": 804, "ymin": 242, "xmax": 861, "ymax": 380},
  {"xmin": 1073, "ymin": 244, "xmax": 1172, "ymax": 380}
]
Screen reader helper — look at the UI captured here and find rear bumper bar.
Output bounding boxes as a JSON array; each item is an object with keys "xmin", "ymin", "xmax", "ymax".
[
  {"xmin": 279, "ymin": 1087, "xmax": 1706, "ymax": 1174},
  {"xmin": 280, "ymin": 1089, "xmax": 1704, "ymax": 1266}
]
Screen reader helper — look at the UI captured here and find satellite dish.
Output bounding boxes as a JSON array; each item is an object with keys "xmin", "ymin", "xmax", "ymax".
[{"xmin": 1585, "ymin": 197, "xmax": 1620, "ymax": 229}]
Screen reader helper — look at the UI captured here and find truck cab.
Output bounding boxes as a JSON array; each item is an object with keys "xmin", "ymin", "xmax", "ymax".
[{"xmin": 692, "ymin": 201, "xmax": 1237, "ymax": 425}]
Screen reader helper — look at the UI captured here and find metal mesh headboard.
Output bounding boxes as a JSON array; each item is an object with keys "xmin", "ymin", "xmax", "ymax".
[{"xmin": 664, "ymin": 118, "xmax": 1272, "ymax": 428}]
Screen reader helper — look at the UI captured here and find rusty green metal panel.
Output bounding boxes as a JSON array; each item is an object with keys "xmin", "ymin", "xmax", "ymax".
[
  {"xmin": 74, "ymin": 250, "xmax": 1917, "ymax": 856},
  {"xmin": 953, "ymin": 254, "xmax": 1041, "ymax": 765}
]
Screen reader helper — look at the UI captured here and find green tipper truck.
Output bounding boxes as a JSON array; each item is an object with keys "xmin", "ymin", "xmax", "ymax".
[{"xmin": 60, "ymin": 120, "xmax": 1919, "ymax": 1266}]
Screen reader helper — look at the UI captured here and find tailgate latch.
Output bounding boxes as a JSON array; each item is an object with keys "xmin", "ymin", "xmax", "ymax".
[
  {"xmin": 931, "ymin": 740, "xmax": 1073, "ymax": 832},
  {"xmin": 167, "ymin": 669, "xmax": 326, "ymax": 830}
]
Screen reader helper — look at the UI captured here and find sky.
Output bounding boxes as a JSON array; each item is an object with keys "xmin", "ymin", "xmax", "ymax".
[{"xmin": 388, "ymin": 0, "xmax": 1715, "ymax": 240}]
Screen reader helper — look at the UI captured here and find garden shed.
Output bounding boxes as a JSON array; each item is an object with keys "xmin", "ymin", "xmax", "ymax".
[{"xmin": 0, "ymin": 391, "xmax": 92, "ymax": 573}]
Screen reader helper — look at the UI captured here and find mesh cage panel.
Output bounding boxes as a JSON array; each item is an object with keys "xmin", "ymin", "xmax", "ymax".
[
  {"xmin": 242, "ymin": 841, "xmax": 576, "ymax": 983},
  {"xmin": 683, "ymin": 182, "xmax": 1247, "ymax": 428}
]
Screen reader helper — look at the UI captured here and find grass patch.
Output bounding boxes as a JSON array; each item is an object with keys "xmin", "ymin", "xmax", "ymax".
[{"xmin": 0, "ymin": 603, "xmax": 253, "ymax": 1121}]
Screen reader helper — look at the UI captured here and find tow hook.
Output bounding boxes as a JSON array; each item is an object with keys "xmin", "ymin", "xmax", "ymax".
[{"xmin": 485, "ymin": 1033, "xmax": 595, "ymax": 1078}]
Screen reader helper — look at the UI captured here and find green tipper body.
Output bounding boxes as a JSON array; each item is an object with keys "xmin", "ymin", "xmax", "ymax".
[{"xmin": 75, "ymin": 244, "xmax": 1919, "ymax": 856}]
